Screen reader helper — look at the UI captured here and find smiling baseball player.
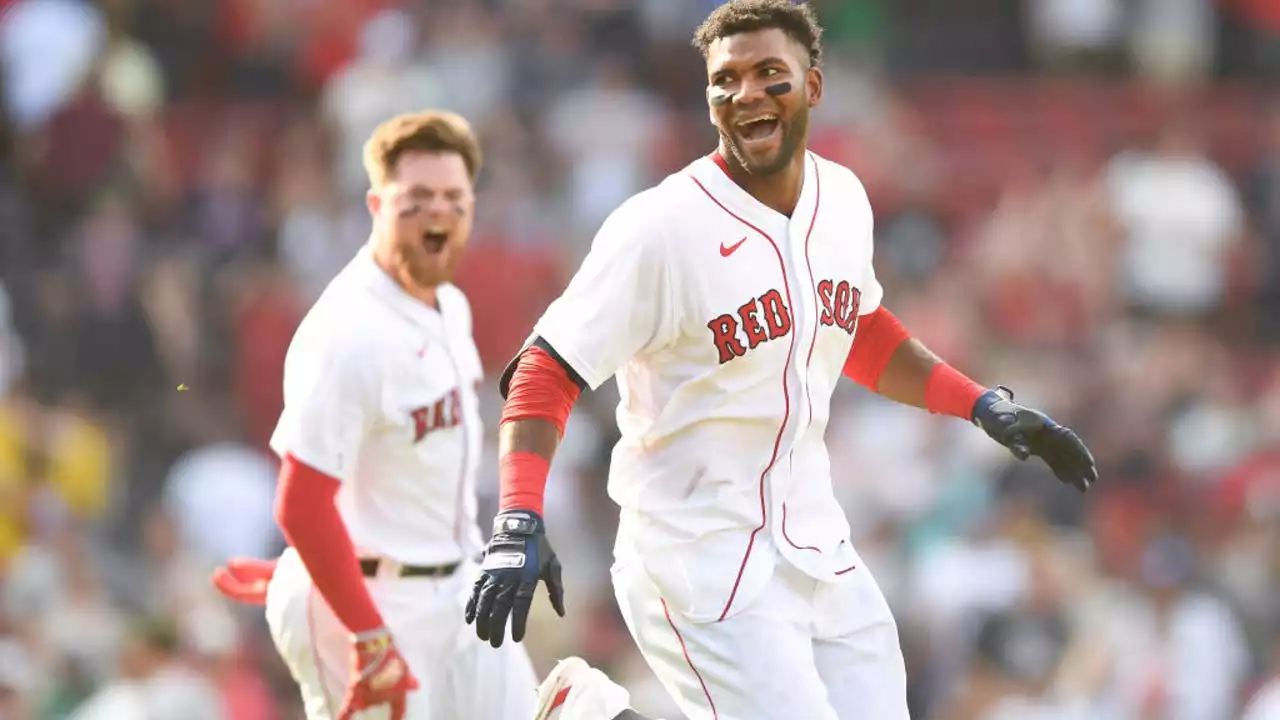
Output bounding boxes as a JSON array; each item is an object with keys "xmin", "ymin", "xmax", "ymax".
[
  {"xmin": 212, "ymin": 110, "xmax": 537, "ymax": 720},
  {"xmin": 468, "ymin": 3, "xmax": 1099, "ymax": 720}
]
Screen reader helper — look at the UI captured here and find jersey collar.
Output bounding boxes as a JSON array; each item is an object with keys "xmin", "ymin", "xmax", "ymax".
[
  {"xmin": 349, "ymin": 242, "xmax": 447, "ymax": 330},
  {"xmin": 691, "ymin": 150, "xmax": 816, "ymax": 227}
]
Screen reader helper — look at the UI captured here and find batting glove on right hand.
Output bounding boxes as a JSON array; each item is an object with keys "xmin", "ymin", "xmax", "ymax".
[
  {"xmin": 338, "ymin": 627, "xmax": 419, "ymax": 720},
  {"xmin": 465, "ymin": 509, "xmax": 565, "ymax": 648},
  {"xmin": 972, "ymin": 386, "xmax": 1099, "ymax": 493}
]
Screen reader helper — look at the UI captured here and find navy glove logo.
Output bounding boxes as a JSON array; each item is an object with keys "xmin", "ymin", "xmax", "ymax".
[
  {"xmin": 465, "ymin": 509, "xmax": 565, "ymax": 648},
  {"xmin": 973, "ymin": 386, "xmax": 1099, "ymax": 493}
]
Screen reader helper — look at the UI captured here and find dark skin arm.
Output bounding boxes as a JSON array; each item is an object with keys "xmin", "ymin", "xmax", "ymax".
[
  {"xmin": 499, "ymin": 416, "xmax": 562, "ymax": 467},
  {"xmin": 872, "ymin": 337, "xmax": 945, "ymax": 411}
]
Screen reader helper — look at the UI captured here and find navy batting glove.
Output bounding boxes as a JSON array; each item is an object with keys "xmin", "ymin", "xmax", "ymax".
[
  {"xmin": 972, "ymin": 386, "xmax": 1099, "ymax": 493},
  {"xmin": 465, "ymin": 509, "xmax": 565, "ymax": 648}
]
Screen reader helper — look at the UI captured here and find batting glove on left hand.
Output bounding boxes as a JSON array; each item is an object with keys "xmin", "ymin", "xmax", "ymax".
[
  {"xmin": 972, "ymin": 386, "xmax": 1099, "ymax": 493},
  {"xmin": 465, "ymin": 509, "xmax": 565, "ymax": 648},
  {"xmin": 211, "ymin": 557, "xmax": 278, "ymax": 606}
]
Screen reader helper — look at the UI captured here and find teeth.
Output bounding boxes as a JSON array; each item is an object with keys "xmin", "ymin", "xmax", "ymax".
[{"xmin": 736, "ymin": 115, "xmax": 777, "ymax": 127}]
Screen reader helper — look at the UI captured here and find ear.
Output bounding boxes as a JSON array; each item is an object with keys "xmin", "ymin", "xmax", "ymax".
[
  {"xmin": 806, "ymin": 66, "xmax": 823, "ymax": 109},
  {"xmin": 366, "ymin": 188, "xmax": 381, "ymax": 220}
]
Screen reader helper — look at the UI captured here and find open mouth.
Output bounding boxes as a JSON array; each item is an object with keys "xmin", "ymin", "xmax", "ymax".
[
  {"xmin": 422, "ymin": 229, "xmax": 449, "ymax": 254},
  {"xmin": 735, "ymin": 114, "xmax": 780, "ymax": 145}
]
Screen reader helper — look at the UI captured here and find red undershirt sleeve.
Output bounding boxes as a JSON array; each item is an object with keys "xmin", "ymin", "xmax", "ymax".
[
  {"xmin": 497, "ymin": 347, "xmax": 582, "ymax": 515},
  {"xmin": 274, "ymin": 453, "xmax": 383, "ymax": 634}
]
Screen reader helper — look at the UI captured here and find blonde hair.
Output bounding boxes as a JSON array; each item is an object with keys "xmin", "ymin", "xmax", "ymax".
[{"xmin": 362, "ymin": 110, "xmax": 482, "ymax": 188}]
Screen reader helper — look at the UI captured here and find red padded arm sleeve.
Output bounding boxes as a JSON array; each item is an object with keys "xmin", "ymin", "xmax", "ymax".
[
  {"xmin": 842, "ymin": 307, "xmax": 910, "ymax": 391},
  {"xmin": 274, "ymin": 454, "xmax": 383, "ymax": 633},
  {"xmin": 497, "ymin": 348, "xmax": 582, "ymax": 515}
]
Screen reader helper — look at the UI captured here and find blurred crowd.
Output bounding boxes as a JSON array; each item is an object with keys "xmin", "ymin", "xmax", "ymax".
[{"xmin": 1, "ymin": 0, "xmax": 1279, "ymax": 718}]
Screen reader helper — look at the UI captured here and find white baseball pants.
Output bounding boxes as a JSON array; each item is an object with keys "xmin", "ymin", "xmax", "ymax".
[
  {"xmin": 612, "ymin": 550, "xmax": 909, "ymax": 720},
  {"xmin": 265, "ymin": 548, "xmax": 538, "ymax": 719}
]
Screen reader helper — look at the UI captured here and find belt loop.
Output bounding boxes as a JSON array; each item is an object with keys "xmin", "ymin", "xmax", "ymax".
[{"xmin": 377, "ymin": 557, "xmax": 402, "ymax": 580}]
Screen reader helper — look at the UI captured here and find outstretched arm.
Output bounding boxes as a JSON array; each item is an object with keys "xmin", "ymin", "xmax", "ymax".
[
  {"xmin": 844, "ymin": 307, "xmax": 1098, "ymax": 492},
  {"xmin": 843, "ymin": 307, "xmax": 985, "ymax": 417},
  {"xmin": 465, "ymin": 341, "xmax": 584, "ymax": 647},
  {"xmin": 466, "ymin": 196, "xmax": 674, "ymax": 647},
  {"xmin": 493, "ymin": 340, "xmax": 585, "ymax": 514}
]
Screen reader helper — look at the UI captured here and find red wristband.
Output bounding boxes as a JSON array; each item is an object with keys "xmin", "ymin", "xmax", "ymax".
[
  {"xmin": 498, "ymin": 451, "xmax": 551, "ymax": 515},
  {"xmin": 924, "ymin": 363, "xmax": 986, "ymax": 421}
]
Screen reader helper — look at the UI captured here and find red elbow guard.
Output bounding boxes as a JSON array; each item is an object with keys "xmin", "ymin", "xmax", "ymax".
[
  {"xmin": 842, "ymin": 307, "xmax": 910, "ymax": 391},
  {"xmin": 499, "ymin": 347, "xmax": 581, "ymax": 435}
]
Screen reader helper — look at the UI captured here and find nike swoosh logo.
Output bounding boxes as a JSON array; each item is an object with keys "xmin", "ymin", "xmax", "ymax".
[{"xmin": 720, "ymin": 236, "xmax": 747, "ymax": 257}]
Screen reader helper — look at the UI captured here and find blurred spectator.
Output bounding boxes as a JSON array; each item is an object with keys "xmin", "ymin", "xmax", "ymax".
[
  {"xmin": 1106, "ymin": 118, "xmax": 1246, "ymax": 319},
  {"xmin": 1242, "ymin": 633, "xmax": 1280, "ymax": 719},
  {"xmin": 1129, "ymin": 0, "xmax": 1217, "ymax": 83},
  {"xmin": 1246, "ymin": 102, "xmax": 1280, "ymax": 342},
  {"xmin": 0, "ymin": 283, "xmax": 24, "ymax": 401},
  {"xmin": 545, "ymin": 56, "xmax": 670, "ymax": 246},
  {"xmin": 69, "ymin": 617, "xmax": 224, "ymax": 720},
  {"xmin": 0, "ymin": 4, "xmax": 1276, "ymax": 719},
  {"xmin": 320, "ymin": 7, "xmax": 445, "ymax": 201},
  {"xmin": 1025, "ymin": 0, "xmax": 1124, "ymax": 74},
  {"xmin": 161, "ymin": 439, "xmax": 280, "ymax": 566},
  {"xmin": 0, "ymin": 0, "xmax": 106, "ymax": 132}
]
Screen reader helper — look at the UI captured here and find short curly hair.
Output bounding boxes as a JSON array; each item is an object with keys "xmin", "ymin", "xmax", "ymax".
[
  {"xmin": 692, "ymin": 0, "xmax": 824, "ymax": 69},
  {"xmin": 362, "ymin": 110, "xmax": 482, "ymax": 189}
]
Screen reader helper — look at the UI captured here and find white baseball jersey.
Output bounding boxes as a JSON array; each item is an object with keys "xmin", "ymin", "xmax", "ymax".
[
  {"xmin": 532, "ymin": 151, "xmax": 883, "ymax": 623},
  {"xmin": 270, "ymin": 244, "xmax": 485, "ymax": 566}
]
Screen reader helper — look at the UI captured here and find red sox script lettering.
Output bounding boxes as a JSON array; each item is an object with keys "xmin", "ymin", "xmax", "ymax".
[
  {"xmin": 411, "ymin": 388, "xmax": 463, "ymax": 442},
  {"xmin": 707, "ymin": 280, "xmax": 860, "ymax": 364},
  {"xmin": 707, "ymin": 288, "xmax": 792, "ymax": 364},
  {"xmin": 817, "ymin": 279, "xmax": 862, "ymax": 334}
]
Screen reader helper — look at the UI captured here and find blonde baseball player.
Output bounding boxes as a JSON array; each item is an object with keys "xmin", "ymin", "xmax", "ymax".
[
  {"xmin": 469, "ymin": 3, "xmax": 1099, "ymax": 720},
  {"xmin": 211, "ymin": 110, "xmax": 538, "ymax": 720}
]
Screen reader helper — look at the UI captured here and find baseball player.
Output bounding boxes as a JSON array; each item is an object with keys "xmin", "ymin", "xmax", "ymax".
[
  {"xmin": 211, "ymin": 110, "xmax": 538, "ymax": 720},
  {"xmin": 468, "ymin": 3, "xmax": 1099, "ymax": 720}
]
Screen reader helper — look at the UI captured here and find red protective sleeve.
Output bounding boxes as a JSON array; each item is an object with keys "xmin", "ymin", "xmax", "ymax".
[
  {"xmin": 274, "ymin": 454, "xmax": 384, "ymax": 634},
  {"xmin": 497, "ymin": 348, "xmax": 582, "ymax": 515},
  {"xmin": 842, "ymin": 307, "xmax": 910, "ymax": 391},
  {"xmin": 925, "ymin": 363, "xmax": 987, "ymax": 421}
]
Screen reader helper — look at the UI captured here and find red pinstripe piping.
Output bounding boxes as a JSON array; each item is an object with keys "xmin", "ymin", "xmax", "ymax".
[
  {"xmin": 800, "ymin": 154, "xmax": 822, "ymax": 432},
  {"xmin": 836, "ymin": 564, "xmax": 858, "ymax": 575},
  {"xmin": 782, "ymin": 155, "xmax": 826, "ymax": 557},
  {"xmin": 689, "ymin": 164, "xmax": 818, "ymax": 621},
  {"xmin": 662, "ymin": 597, "xmax": 720, "ymax": 719},
  {"xmin": 550, "ymin": 686, "xmax": 571, "ymax": 711},
  {"xmin": 781, "ymin": 502, "xmax": 821, "ymax": 553}
]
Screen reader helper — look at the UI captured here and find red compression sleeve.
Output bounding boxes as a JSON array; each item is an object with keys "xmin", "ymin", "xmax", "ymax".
[
  {"xmin": 925, "ymin": 363, "xmax": 987, "ymax": 421},
  {"xmin": 274, "ymin": 454, "xmax": 384, "ymax": 634},
  {"xmin": 498, "ymin": 348, "xmax": 582, "ymax": 515},
  {"xmin": 842, "ymin": 307, "xmax": 910, "ymax": 391}
]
